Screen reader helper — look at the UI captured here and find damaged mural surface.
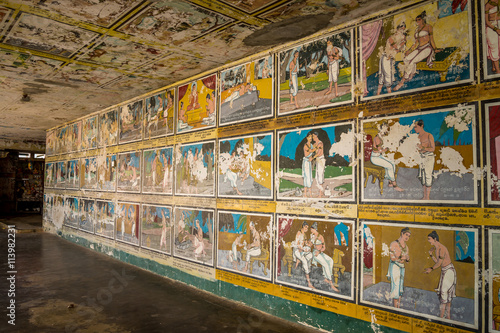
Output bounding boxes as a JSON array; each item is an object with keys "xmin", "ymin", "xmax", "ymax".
[
  {"xmin": 95, "ymin": 200, "xmax": 115, "ymax": 240},
  {"xmin": 141, "ymin": 204, "xmax": 172, "ymax": 255},
  {"xmin": 116, "ymin": 202, "xmax": 140, "ymax": 246},
  {"xmin": 142, "ymin": 147, "xmax": 173, "ymax": 194},
  {"xmin": 277, "ymin": 122, "xmax": 355, "ymax": 200},
  {"xmin": 144, "ymin": 89, "xmax": 175, "ymax": 139},
  {"xmin": 218, "ymin": 133, "xmax": 273, "ymax": 199},
  {"xmin": 486, "ymin": 101, "xmax": 500, "ymax": 204},
  {"xmin": 219, "ymin": 56, "xmax": 274, "ymax": 126},
  {"xmin": 174, "ymin": 207, "xmax": 214, "ymax": 266},
  {"xmin": 278, "ymin": 30, "xmax": 353, "ymax": 115},
  {"xmin": 361, "ymin": 221, "xmax": 478, "ymax": 329},
  {"xmin": 361, "ymin": 105, "xmax": 477, "ymax": 204},
  {"xmin": 117, "ymin": 151, "xmax": 141, "ymax": 193},
  {"xmin": 361, "ymin": 0, "xmax": 472, "ymax": 99},
  {"xmin": 99, "ymin": 109, "xmax": 118, "ymax": 148},
  {"xmin": 175, "ymin": 141, "xmax": 215, "ymax": 197},
  {"xmin": 120, "ymin": 100, "xmax": 143, "ymax": 144},
  {"xmin": 217, "ymin": 211, "xmax": 273, "ymax": 281}
]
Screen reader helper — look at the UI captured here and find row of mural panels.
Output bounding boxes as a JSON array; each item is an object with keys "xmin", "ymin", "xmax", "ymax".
[
  {"xmin": 45, "ymin": 102, "xmax": 500, "ymax": 206},
  {"xmin": 43, "ymin": 194, "xmax": 491, "ymax": 331},
  {"xmin": 46, "ymin": 0, "xmax": 500, "ymax": 157}
]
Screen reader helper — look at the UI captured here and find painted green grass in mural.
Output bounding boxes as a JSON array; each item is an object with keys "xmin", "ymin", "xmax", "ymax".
[
  {"xmin": 279, "ymin": 71, "xmax": 351, "ymax": 91},
  {"xmin": 279, "ymin": 166, "xmax": 352, "ymax": 192}
]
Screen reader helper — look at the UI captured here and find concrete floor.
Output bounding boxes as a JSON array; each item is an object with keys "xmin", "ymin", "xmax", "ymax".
[{"xmin": 0, "ymin": 214, "xmax": 320, "ymax": 333}]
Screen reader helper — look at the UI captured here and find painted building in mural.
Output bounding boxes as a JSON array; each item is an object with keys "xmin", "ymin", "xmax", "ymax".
[{"xmin": 43, "ymin": 0, "xmax": 500, "ymax": 332}]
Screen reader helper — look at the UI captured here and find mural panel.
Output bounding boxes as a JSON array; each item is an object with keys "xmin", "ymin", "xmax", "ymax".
[
  {"xmin": 485, "ymin": 101, "xmax": 500, "ymax": 205},
  {"xmin": 79, "ymin": 199, "xmax": 95, "ymax": 234},
  {"xmin": 173, "ymin": 207, "xmax": 214, "ymax": 266},
  {"xmin": 218, "ymin": 133, "xmax": 273, "ymax": 199},
  {"xmin": 82, "ymin": 116, "xmax": 98, "ymax": 150},
  {"xmin": 361, "ymin": 221, "xmax": 478, "ymax": 329},
  {"xmin": 276, "ymin": 215, "xmax": 354, "ymax": 300},
  {"xmin": 117, "ymin": 152, "xmax": 141, "ymax": 193},
  {"xmin": 278, "ymin": 30, "xmax": 353, "ymax": 115},
  {"xmin": 360, "ymin": 0, "xmax": 473, "ymax": 100},
  {"xmin": 119, "ymin": 101, "xmax": 143, "ymax": 144},
  {"xmin": 277, "ymin": 122, "xmax": 355, "ymax": 200},
  {"xmin": 116, "ymin": 202, "xmax": 140, "ymax": 246},
  {"xmin": 81, "ymin": 157, "xmax": 97, "ymax": 190},
  {"xmin": 66, "ymin": 159, "xmax": 80, "ymax": 190},
  {"xmin": 45, "ymin": 162, "xmax": 55, "ymax": 188},
  {"xmin": 217, "ymin": 211, "xmax": 272, "ymax": 281},
  {"xmin": 482, "ymin": 0, "xmax": 500, "ymax": 79},
  {"xmin": 361, "ymin": 105, "xmax": 477, "ymax": 204},
  {"xmin": 144, "ymin": 89, "xmax": 175, "ymax": 139},
  {"xmin": 63, "ymin": 197, "xmax": 79, "ymax": 229},
  {"xmin": 175, "ymin": 141, "xmax": 215, "ymax": 197},
  {"xmin": 43, "ymin": 194, "xmax": 53, "ymax": 223},
  {"xmin": 95, "ymin": 200, "xmax": 115, "ymax": 239},
  {"xmin": 141, "ymin": 204, "xmax": 172, "ymax": 255},
  {"xmin": 46, "ymin": 130, "xmax": 56, "ymax": 156},
  {"xmin": 99, "ymin": 109, "xmax": 118, "ymax": 147},
  {"xmin": 55, "ymin": 161, "xmax": 67, "ymax": 189},
  {"xmin": 142, "ymin": 147, "xmax": 173, "ymax": 194},
  {"xmin": 219, "ymin": 56, "xmax": 274, "ymax": 126},
  {"xmin": 97, "ymin": 154, "xmax": 117, "ymax": 192},
  {"xmin": 177, "ymin": 74, "xmax": 217, "ymax": 133}
]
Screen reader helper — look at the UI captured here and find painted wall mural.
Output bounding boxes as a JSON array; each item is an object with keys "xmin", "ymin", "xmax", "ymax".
[
  {"xmin": 175, "ymin": 141, "xmax": 215, "ymax": 197},
  {"xmin": 219, "ymin": 56, "xmax": 274, "ymax": 126},
  {"xmin": 142, "ymin": 147, "xmax": 173, "ymax": 194},
  {"xmin": 141, "ymin": 204, "xmax": 172, "ymax": 255},
  {"xmin": 66, "ymin": 159, "xmax": 80, "ymax": 190},
  {"xmin": 488, "ymin": 229, "xmax": 500, "ymax": 332},
  {"xmin": 276, "ymin": 215, "xmax": 354, "ymax": 300},
  {"xmin": 361, "ymin": 0, "xmax": 472, "ymax": 99},
  {"xmin": 63, "ymin": 197, "xmax": 79, "ymax": 229},
  {"xmin": 144, "ymin": 89, "xmax": 175, "ymax": 139},
  {"xmin": 81, "ymin": 116, "xmax": 98, "ymax": 151},
  {"xmin": 119, "ymin": 100, "xmax": 143, "ymax": 144},
  {"xmin": 485, "ymin": 101, "xmax": 500, "ymax": 205},
  {"xmin": 79, "ymin": 198, "xmax": 95, "ymax": 234},
  {"xmin": 482, "ymin": 0, "xmax": 500, "ymax": 80},
  {"xmin": 278, "ymin": 30, "xmax": 353, "ymax": 115},
  {"xmin": 277, "ymin": 122, "xmax": 355, "ymax": 200},
  {"xmin": 218, "ymin": 133, "xmax": 273, "ymax": 199},
  {"xmin": 81, "ymin": 157, "xmax": 98, "ymax": 190},
  {"xmin": 97, "ymin": 154, "xmax": 117, "ymax": 192},
  {"xmin": 177, "ymin": 74, "xmax": 217, "ymax": 133},
  {"xmin": 117, "ymin": 151, "xmax": 141, "ymax": 193},
  {"xmin": 95, "ymin": 200, "xmax": 115, "ymax": 240},
  {"xmin": 361, "ymin": 221, "xmax": 478, "ymax": 329},
  {"xmin": 174, "ymin": 206, "xmax": 214, "ymax": 266},
  {"xmin": 116, "ymin": 202, "xmax": 140, "ymax": 246},
  {"xmin": 99, "ymin": 109, "xmax": 118, "ymax": 148},
  {"xmin": 217, "ymin": 211, "xmax": 273, "ymax": 281},
  {"xmin": 361, "ymin": 105, "xmax": 477, "ymax": 204}
]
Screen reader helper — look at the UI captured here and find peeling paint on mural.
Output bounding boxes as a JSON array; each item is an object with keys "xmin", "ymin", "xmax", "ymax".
[
  {"xmin": 217, "ymin": 211, "xmax": 272, "ymax": 281},
  {"xmin": 174, "ymin": 207, "xmax": 214, "ymax": 266},
  {"xmin": 97, "ymin": 154, "xmax": 116, "ymax": 192},
  {"xmin": 142, "ymin": 147, "xmax": 173, "ymax": 194},
  {"xmin": 45, "ymin": 162, "xmax": 55, "ymax": 188},
  {"xmin": 361, "ymin": 105, "xmax": 477, "ymax": 204},
  {"xmin": 99, "ymin": 109, "xmax": 118, "ymax": 148},
  {"xmin": 175, "ymin": 141, "xmax": 215, "ymax": 197},
  {"xmin": 278, "ymin": 30, "xmax": 353, "ymax": 115},
  {"xmin": 55, "ymin": 161, "xmax": 67, "ymax": 188},
  {"xmin": 177, "ymin": 74, "xmax": 217, "ymax": 133},
  {"xmin": 63, "ymin": 197, "xmax": 79, "ymax": 229},
  {"xmin": 218, "ymin": 133, "xmax": 273, "ymax": 199},
  {"xmin": 119, "ymin": 100, "xmax": 143, "ymax": 144},
  {"xmin": 79, "ymin": 199, "xmax": 95, "ymax": 234},
  {"xmin": 141, "ymin": 204, "xmax": 172, "ymax": 255},
  {"xmin": 361, "ymin": 221, "xmax": 478, "ymax": 329},
  {"xmin": 82, "ymin": 116, "xmax": 98, "ymax": 150},
  {"xmin": 277, "ymin": 122, "xmax": 355, "ymax": 200},
  {"xmin": 43, "ymin": 194, "xmax": 53, "ymax": 223},
  {"xmin": 81, "ymin": 157, "xmax": 97, "ymax": 190},
  {"xmin": 117, "ymin": 151, "xmax": 141, "ymax": 193},
  {"xmin": 485, "ymin": 101, "xmax": 500, "ymax": 205},
  {"xmin": 116, "ymin": 202, "xmax": 140, "ymax": 246},
  {"xmin": 144, "ymin": 89, "xmax": 175, "ymax": 139},
  {"xmin": 219, "ymin": 56, "xmax": 274, "ymax": 126},
  {"xmin": 46, "ymin": 130, "xmax": 55, "ymax": 156},
  {"xmin": 276, "ymin": 215, "xmax": 354, "ymax": 299},
  {"xmin": 95, "ymin": 200, "xmax": 115, "ymax": 240},
  {"xmin": 361, "ymin": 0, "xmax": 472, "ymax": 100}
]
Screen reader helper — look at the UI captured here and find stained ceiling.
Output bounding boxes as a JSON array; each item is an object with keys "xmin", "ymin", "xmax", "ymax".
[{"xmin": 0, "ymin": 0, "xmax": 401, "ymax": 150}]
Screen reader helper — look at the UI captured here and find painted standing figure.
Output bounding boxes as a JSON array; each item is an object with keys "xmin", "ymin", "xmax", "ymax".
[
  {"xmin": 387, "ymin": 227, "xmax": 411, "ymax": 308},
  {"xmin": 415, "ymin": 119, "xmax": 435, "ymax": 200},
  {"xmin": 486, "ymin": 0, "xmax": 500, "ymax": 73}
]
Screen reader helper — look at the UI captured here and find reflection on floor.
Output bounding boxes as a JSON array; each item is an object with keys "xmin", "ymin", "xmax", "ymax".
[{"xmin": 363, "ymin": 281, "xmax": 474, "ymax": 325}]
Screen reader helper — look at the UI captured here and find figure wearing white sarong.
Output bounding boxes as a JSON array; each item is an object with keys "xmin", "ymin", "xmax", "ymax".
[
  {"xmin": 292, "ymin": 228, "xmax": 313, "ymax": 275},
  {"xmin": 486, "ymin": 0, "xmax": 500, "ymax": 73},
  {"xmin": 310, "ymin": 222, "xmax": 339, "ymax": 292},
  {"xmin": 436, "ymin": 263, "xmax": 457, "ymax": 304},
  {"xmin": 243, "ymin": 221, "xmax": 261, "ymax": 272},
  {"xmin": 401, "ymin": 32, "xmax": 434, "ymax": 81},
  {"xmin": 229, "ymin": 234, "xmax": 243, "ymax": 267},
  {"xmin": 193, "ymin": 219, "xmax": 205, "ymax": 257},
  {"xmin": 415, "ymin": 120, "xmax": 435, "ymax": 200},
  {"xmin": 160, "ymin": 210, "xmax": 168, "ymax": 251},
  {"xmin": 377, "ymin": 23, "xmax": 407, "ymax": 94},
  {"xmin": 302, "ymin": 133, "xmax": 315, "ymax": 198},
  {"xmin": 387, "ymin": 228, "xmax": 411, "ymax": 308}
]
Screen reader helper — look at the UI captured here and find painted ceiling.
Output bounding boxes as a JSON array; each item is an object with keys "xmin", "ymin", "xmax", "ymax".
[{"xmin": 0, "ymin": 0, "xmax": 401, "ymax": 147}]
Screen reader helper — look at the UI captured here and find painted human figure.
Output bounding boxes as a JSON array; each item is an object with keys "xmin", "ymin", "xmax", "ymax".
[
  {"xmin": 310, "ymin": 222, "xmax": 339, "ymax": 292},
  {"xmin": 387, "ymin": 227, "xmax": 411, "ymax": 308},
  {"xmin": 370, "ymin": 122, "xmax": 404, "ymax": 191},
  {"xmin": 424, "ymin": 230, "xmax": 456, "ymax": 319},
  {"xmin": 187, "ymin": 82, "xmax": 200, "ymax": 111},
  {"xmin": 324, "ymin": 40, "xmax": 341, "ymax": 97},
  {"xmin": 177, "ymin": 212, "xmax": 189, "ymax": 244},
  {"xmin": 292, "ymin": 222, "xmax": 314, "ymax": 289},
  {"xmin": 414, "ymin": 119, "xmax": 435, "ymax": 200},
  {"xmin": 243, "ymin": 221, "xmax": 261, "ymax": 273},
  {"xmin": 289, "ymin": 51, "xmax": 300, "ymax": 109},
  {"xmin": 302, "ymin": 133, "xmax": 315, "ymax": 197},
  {"xmin": 312, "ymin": 131, "xmax": 325, "ymax": 197},
  {"xmin": 193, "ymin": 219, "xmax": 206, "ymax": 258},
  {"xmin": 226, "ymin": 151, "xmax": 243, "ymax": 195},
  {"xmin": 228, "ymin": 233, "xmax": 244, "ymax": 270},
  {"xmin": 395, "ymin": 11, "xmax": 441, "ymax": 91},
  {"xmin": 377, "ymin": 22, "xmax": 407, "ymax": 95},
  {"xmin": 486, "ymin": 0, "xmax": 500, "ymax": 73}
]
